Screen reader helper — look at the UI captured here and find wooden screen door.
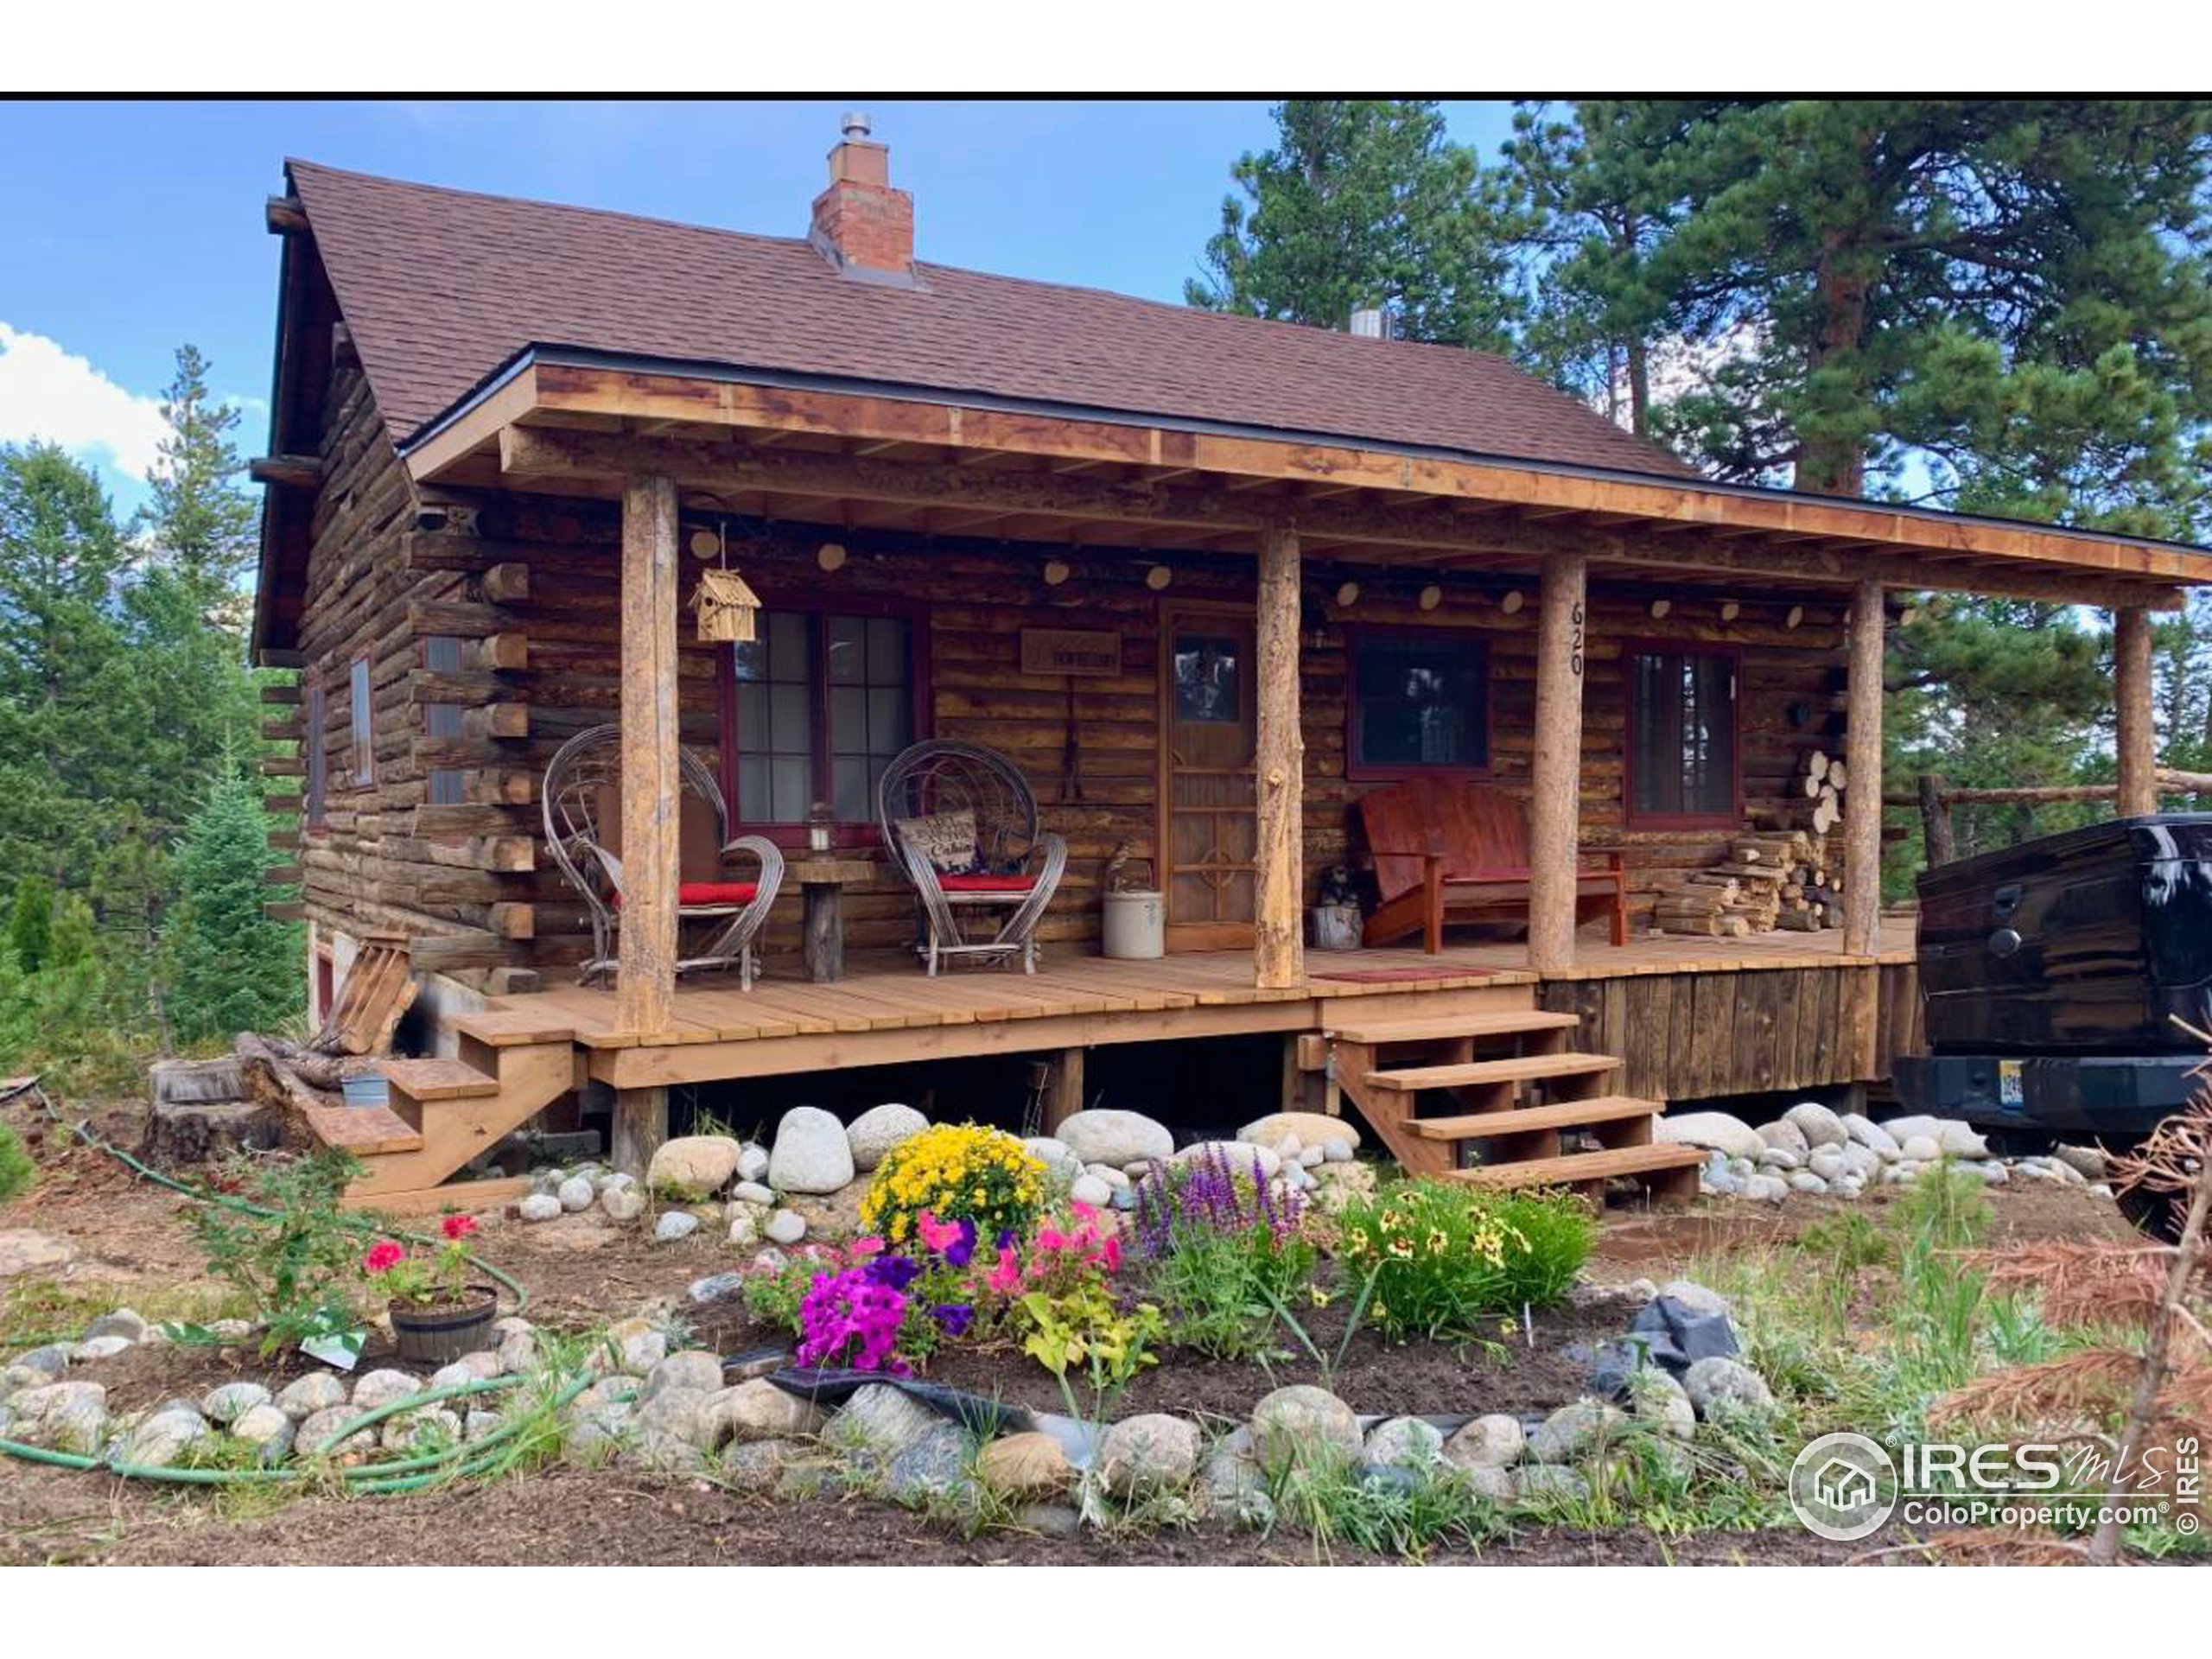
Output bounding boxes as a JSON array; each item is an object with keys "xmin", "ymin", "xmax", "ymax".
[{"xmin": 1158, "ymin": 602, "xmax": 1259, "ymax": 950}]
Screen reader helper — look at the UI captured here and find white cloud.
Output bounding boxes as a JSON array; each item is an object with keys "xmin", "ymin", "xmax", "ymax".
[{"xmin": 0, "ymin": 322, "xmax": 168, "ymax": 481}]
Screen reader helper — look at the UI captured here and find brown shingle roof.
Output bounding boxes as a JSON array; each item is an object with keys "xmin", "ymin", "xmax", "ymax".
[{"xmin": 288, "ymin": 159, "xmax": 1700, "ymax": 480}]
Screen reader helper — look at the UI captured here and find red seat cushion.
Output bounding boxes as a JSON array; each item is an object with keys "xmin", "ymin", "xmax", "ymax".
[
  {"xmin": 678, "ymin": 881, "xmax": 759, "ymax": 906},
  {"xmin": 613, "ymin": 881, "xmax": 759, "ymax": 908},
  {"xmin": 937, "ymin": 873, "xmax": 1038, "ymax": 893}
]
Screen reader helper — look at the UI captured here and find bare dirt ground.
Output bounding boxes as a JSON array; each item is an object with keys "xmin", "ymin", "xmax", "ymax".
[{"xmin": 0, "ymin": 1091, "xmax": 2134, "ymax": 1567}]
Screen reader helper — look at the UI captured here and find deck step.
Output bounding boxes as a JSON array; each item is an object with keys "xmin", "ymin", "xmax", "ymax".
[
  {"xmin": 300, "ymin": 1103, "xmax": 423, "ymax": 1157},
  {"xmin": 1364, "ymin": 1052, "xmax": 1622, "ymax": 1093},
  {"xmin": 1325, "ymin": 1010, "xmax": 1581, "ymax": 1046},
  {"xmin": 452, "ymin": 1007, "xmax": 578, "ymax": 1047},
  {"xmin": 1405, "ymin": 1095, "xmax": 1662, "ymax": 1141},
  {"xmin": 1448, "ymin": 1141, "xmax": 1705, "ymax": 1191},
  {"xmin": 381, "ymin": 1057, "xmax": 500, "ymax": 1102}
]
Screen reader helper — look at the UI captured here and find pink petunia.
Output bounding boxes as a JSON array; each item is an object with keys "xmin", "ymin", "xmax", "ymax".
[
  {"xmin": 987, "ymin": 1243, "xmax": 1022, "ymax": 1294},
  {"xmin": 914, "ymin": 1211, "xmax": 962, "ymax": 1254}
]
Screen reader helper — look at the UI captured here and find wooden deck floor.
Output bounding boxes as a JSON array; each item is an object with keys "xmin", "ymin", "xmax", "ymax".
[{"xmin": 470, "ymin": 916, "xmax": 1916, "ymax": 1092}]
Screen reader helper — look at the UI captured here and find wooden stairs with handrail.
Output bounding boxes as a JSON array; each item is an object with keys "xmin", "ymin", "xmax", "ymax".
[
  {"xmin": 300, "ymin": 1007, "xmax": 581, "ymax": 1213},
  {"xmin": 1326, "ymin": 1007, "xmax": 1701, "ymax": 1206}
]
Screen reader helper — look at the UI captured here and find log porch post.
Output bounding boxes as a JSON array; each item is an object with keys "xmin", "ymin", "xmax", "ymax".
[
  {"xmin": 1842, "ymin": 576, "xmax": 1885, "ymax": 956},
  {"xmin": 616, "ymin": 474, "xmax": 681, "ymax": 1035},
  {"xmin": 1528, "ymin": 550, "xmax": 1589, "ymax": 975},
  {"xmin": 2114, "ymin": 606, "xmax": 2157, "ymax": 817},
  {"xmin": 1253, "ymin": 525, "xmax": 1305, "ymax": 989}
]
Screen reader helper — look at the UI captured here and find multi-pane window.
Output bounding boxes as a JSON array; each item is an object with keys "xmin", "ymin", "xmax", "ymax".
[
  {"xmin": 349, "ymin": 655, "xmax": 374, "ymax": 787},
  {"xmin": 423, "ymin": 637, "xmax": 464, "ymax": 807},
  {"xmin": 728, "ymin": 607, "xmax": 917, "ymax": 827},
  {"xmin": 1347, "ymin": 631, "xmax": 1490, "ymax": 775},
  {"xmin": 1628, "ymin": 650, "xmax": 1738, "ymax": 823}
]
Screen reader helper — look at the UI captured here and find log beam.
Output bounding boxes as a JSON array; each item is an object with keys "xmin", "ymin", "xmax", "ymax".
[
  {"xmin": 1528, "ymin": 551, "xmax": 1590, "ymax": 973},
  {"xmin": 2114, "ymin": 606, "xmax": 2157, "ymax": 817},
  {"xmin": 1253, "ymin": 526, "xmax": 1304, "ymax": 990},
  {"xmin": 494, "ymin": 425, "xmax": 2184, "ymax": 612},
  {"xmin": 615, "ymin": 474, "xmax": 681, "ymax": 1035},
  {"xmin": 249, "ymin": 454, "xmax": 320, "ymax": 489},
  {"xmin": 1842, "ymin": 578, "xmax": 1885, "ymax": 956}
]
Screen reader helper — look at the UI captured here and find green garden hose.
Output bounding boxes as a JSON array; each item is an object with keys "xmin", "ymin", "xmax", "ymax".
[
  {"xmin": 0, "ymin": 1080, "xmax": 589, "ymax": 1491},
  {"xmin": 20, "ymin": 1077, "xmax": 530, "ymax": 1310},
  {"xmin": 0, "ymin": 1369, "xmax": 592, "ymax": 1491}
]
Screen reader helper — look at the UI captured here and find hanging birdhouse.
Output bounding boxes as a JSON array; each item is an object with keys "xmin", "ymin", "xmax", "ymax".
[{"xmin": 690, "ymin": 566, "xmax": 763, "ymax": 643}]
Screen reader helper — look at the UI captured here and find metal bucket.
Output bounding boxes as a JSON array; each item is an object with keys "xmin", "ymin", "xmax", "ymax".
[
  {"xmin": 1101, "ymin": 890, "xmax": 1165, "ymax": 959},
  {"xmin": 341, "ymin": 1073, "xmax": 390, "ymax": 1110}
]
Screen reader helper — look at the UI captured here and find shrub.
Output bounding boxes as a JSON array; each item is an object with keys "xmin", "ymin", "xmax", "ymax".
[
  {"xmin": 1335, "ymin": 1179, "xmax": 1592, "ymax": 1340},
  {"xmin": 1131, "ymin": 1145, "xmax": 1318, "ymax": 1358},
  {"xmin": 181, "ymin": 1149, "xmax": 364, "ymax": 1357},
  {"xmin": 0, "ymin": 1122, "xmax": 33, "ymax": 1204},
  {"xmin": 858, "ymin": 1122, "xmax": 1046, "ymax": 1249}
]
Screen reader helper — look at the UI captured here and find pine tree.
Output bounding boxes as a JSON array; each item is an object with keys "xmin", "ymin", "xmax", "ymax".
[
  {"xmin": 162, "ymin": 770, "xmax": 301, "ymax": 1048},
  {"xmin": 119, "ymin": 346, "xmax": 268, "ymax": 1031},
  {"xmin": 1500, "ymin": 99, "xmax": 1706, "ymax": 435},
  {"xmin": 1612, "ymin": 99, "xmax": 2212, "ymax": 514},
  {"xmin": 6, "ymin": 874, "xmax": 55, "ymax": 973},
  {"xmin": 1187, "ymin": 100, "xmax": 1520, "ymax": 350},
  {"xmin": 139, "ymin": 344, "xmax": 259, "ymax": 601},
  {"xmin": 0, "ymin": 442, "xmax": 132, "ymax": 888}
]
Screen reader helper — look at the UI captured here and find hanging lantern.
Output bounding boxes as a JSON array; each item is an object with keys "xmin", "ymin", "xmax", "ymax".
[{"xmin": 688, "ymin": 518, "xmax": 764, "ymax": 643}]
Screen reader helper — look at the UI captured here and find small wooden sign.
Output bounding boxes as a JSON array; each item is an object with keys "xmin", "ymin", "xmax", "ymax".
[{"xmin": 1021, "ymin": 628, "xmax": 1123, "ymax": 677}]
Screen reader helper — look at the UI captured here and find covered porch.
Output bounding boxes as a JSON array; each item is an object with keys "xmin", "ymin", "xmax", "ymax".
[{"xmin": 400, "ymin": 360, "xmax": 2182, "ymax": 1052}]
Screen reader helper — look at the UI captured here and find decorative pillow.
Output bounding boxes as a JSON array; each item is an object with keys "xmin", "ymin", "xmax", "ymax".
[{"xmin": 895, "ymin": 808, "xmax": 979, "ymax": 874}]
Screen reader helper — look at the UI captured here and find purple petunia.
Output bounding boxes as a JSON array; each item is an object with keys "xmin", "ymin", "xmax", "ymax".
[
  {"xmin": 865, "ymin": 1253, "xmax": 923, "ymax": 1292},
  {"xmin": 944, "ymin": 1218, "xmax": 977, "ymax": 1268},
  {"xmin": 931, "ymin": 1302, "xmax": 975, "ymax": 1337}
]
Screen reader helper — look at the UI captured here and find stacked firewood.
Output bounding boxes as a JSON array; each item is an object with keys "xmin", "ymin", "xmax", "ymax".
[
  {"xmin": 1649, "ymin": 827, "xmax": 1843, "ymax": 937},
  {"xmin": 1800, "ymin": 748, "xmax": 1847, "ymax": 836}
]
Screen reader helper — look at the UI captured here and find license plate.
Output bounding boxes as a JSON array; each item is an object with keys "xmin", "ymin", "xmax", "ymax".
[{"xmin": 1998, "ymin": 1060, "xmax": 2024, "ymax": 1109}]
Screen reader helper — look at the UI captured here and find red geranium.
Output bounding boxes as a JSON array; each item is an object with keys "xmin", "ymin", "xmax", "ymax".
[
  {"xmin": 441, "ymin": 1213, "xmax": 480, "ymax": 1243},
  {"xmin": 363, "ymin": 1240, "xmax": 406, "ymax": 1275}
]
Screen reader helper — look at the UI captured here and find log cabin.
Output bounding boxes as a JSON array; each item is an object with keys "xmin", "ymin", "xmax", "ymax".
[{"xmin": 249, "ymin": 118, "xmax": 2212, "ymax": 1209}]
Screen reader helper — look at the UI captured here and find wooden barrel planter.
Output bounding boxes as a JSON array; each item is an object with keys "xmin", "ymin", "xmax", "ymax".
[{"xmin": 391, "ymin": 1285, "xmax": 500, "ymax": 1365}]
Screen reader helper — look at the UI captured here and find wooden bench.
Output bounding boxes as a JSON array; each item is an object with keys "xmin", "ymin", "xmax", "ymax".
[{"xmin": 1356, "ymin": 777, "xmax": 1627, "ymax": 954}]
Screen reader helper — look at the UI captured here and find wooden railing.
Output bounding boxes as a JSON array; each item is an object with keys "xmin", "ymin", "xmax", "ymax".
[{"xmin": 1887, "ymin": 769, "xmax": 2212, "ymax": 865}]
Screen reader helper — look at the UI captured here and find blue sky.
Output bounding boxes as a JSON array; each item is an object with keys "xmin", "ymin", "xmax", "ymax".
[{"xmin": 0, "ymin": 98, "xmax": 1516, "ymax": 516}]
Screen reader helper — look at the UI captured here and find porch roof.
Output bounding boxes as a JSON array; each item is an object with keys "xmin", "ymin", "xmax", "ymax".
[{"xmin": 254, "ymin": 160, "xmax": 2212, "ymax": 664}]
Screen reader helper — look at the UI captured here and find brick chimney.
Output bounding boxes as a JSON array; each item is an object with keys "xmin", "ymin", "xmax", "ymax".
[{"xmin": 809, "ymin": 112, "xmax": 913, "ymax": 279}]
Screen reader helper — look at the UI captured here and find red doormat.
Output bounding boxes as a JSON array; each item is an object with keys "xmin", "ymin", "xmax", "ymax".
[{"xmin": 1310, "ymin": 965, "xmax": 1507, "ymax": 984}]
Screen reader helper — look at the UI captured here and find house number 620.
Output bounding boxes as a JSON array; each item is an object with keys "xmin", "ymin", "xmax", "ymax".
[{"xmin": 1569, "ymin": 602, "xmax": 1586, "ymax": 677}]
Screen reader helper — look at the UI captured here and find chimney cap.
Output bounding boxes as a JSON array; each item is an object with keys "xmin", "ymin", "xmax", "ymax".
[
  {"xmin": 1349, "ymin": 307, "xmax": 1389, "ymax": 340},
  {"xmin": 841, "ymin": 111, "xmax": 872, "ymax": 141}
]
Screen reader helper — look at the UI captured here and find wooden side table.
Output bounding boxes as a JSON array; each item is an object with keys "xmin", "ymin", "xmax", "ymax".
[{"xmin": 792, "ymin": 857, "xmax": 876, "ymax": 983}]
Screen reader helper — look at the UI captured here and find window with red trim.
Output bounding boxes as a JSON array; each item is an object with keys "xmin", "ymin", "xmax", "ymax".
[
  {"xmin": 1345, "ymin": 628, "xmax": 1491, "ymax": 778},
  {"xmin": 1626, "ymin": 648, "xmax": 1738, "ymax": 825},
  {"xmin": 720, "ymin": 599, "xmax": 926, "ymax": 838},
  {"xmin": 348, "ymin": 655, "xmax": 373, "ymax": 787}
]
